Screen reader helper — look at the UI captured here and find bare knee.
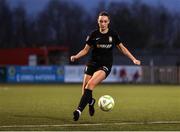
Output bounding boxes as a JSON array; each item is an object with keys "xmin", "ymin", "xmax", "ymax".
[
  {"xmin": 82, "ymin": 83, "xmax": 87, "ymax": 95},
  {"xmin": 85, "ymin": 80, "xmax": 96, "ymax": 90}
]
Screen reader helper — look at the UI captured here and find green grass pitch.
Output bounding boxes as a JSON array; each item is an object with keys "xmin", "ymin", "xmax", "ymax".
[{"xmin": 0, "ymin": 84, "xmax": 180, "ymax": 131}]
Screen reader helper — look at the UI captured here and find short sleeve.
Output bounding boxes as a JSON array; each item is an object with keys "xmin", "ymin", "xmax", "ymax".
[
  {"xmin": 114, "ymin": 31, "xmax": 123, "ymax": 45},
  {"xmin": 85, "ymin": 32, "xmax": 94, "ymax": 46}
]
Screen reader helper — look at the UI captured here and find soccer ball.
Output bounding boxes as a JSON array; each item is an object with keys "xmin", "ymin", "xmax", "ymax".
[{"xmin": 98, "ymin": 95, "xmax": 115, "ymax": 112}]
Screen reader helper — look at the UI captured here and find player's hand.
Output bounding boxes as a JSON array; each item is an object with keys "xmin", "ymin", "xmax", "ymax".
[
  {"xmin": 70, "ymin": 55, "xmax": 78, "ymax": 62},
  {"xmin": 133, "ymin": 59, "xmax": 141, "ymax": 65}
]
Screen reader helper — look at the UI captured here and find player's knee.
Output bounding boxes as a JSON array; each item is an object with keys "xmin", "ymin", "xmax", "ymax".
[{"xmin": 86, "ymin": 80, "xmax": 96, "ymax": 89}]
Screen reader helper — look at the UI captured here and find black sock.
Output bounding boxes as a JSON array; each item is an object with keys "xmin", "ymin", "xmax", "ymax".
[
  {"xmin": 77, "ymin": 89, "xmax": 92, "ymax": 112},
  {"xmin": 88, "ymin": 97, "xmax": 93, "ymax": 105}
]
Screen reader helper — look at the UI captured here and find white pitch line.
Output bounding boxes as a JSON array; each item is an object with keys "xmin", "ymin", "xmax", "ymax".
[
  {"xmin": 1, "ymin": 121, "xmax": 180, "ymax": 128},
  {"xmin": 114, "ymin": 121, "xmax": 180, "ymax": 125},
  {"xmin": 0, "ymin": 124, "xmax": 103, "ymax": 128}
]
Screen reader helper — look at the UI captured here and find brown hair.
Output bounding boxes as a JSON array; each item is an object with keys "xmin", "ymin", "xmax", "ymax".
[{"xmin": 98, "ymin": 11, "xmax": 110, "ymax": 20}]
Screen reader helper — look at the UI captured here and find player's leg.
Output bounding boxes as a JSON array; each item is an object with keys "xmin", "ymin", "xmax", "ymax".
[
  {"xmin": 73, "ymin": 65, "xmax": 94, "ymax": 121},
  {"xmin": 76, "ymin": 70, "xmax": 106, "ymax": 113},
  {"xmin": 82, "ymin": 74, "xmax": 92, "ymax": 95},
  {"xmin": 82, "ymin": 74, "xmax": 96, "ymax": 116},
  {"xmin": 73, "ymin": 65, "xmax": 111, "ymax": 121},
  {"xmin": 73, "ymin": 70, "xmax": 106, "ymax": 121},
  {"xmin": 85, "ymin": 70, "xmax": 106, "ymax": 90},
  {"xmin": 84, "ymin": 66, "xmax": 111, "ymax": 116},
  {"xmin": 82, "ymin": 64, "xmax": 97, "ymax": 105},
  {"xmin": 86, "ymin": 70, "xmax": 106, "ymax": 116}
]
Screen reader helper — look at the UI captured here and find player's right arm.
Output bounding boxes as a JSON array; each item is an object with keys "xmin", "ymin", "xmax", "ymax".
[
  {"xmin": 116, "ymin": 43, "xmax": 141, "ymax": 65},
  {"xmin": 70, "ymin": 44, "xmax": 91, "ymax": 62}
]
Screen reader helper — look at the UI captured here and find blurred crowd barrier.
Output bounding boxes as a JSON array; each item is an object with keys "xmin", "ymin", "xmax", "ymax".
[
  {"xmin": 0, "ymin": 65, "xmax": 180, "ymax": 84},
  {"xmin": 142, "ymin": 66, "xmax": 180, "ymax": 84},
  {"xmin": 65, "ymin": 65, "xmax": 142, "ymax": 83}
]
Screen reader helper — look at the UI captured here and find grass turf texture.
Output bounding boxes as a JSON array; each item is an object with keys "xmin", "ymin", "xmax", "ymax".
[{"xmin": 0, "ymin": 84, "xmax": 180, "ymax": 131}]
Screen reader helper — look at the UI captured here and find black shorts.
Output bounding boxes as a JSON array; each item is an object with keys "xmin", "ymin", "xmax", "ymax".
[{"xmin": 84, "ymin": 62, "xmax": 112, "ymax": 78}]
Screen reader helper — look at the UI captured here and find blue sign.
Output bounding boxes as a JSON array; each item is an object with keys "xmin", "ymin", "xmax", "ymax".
[{"xmin": 7, "ymin": 66, "xmax": 64, "ymax": 83}]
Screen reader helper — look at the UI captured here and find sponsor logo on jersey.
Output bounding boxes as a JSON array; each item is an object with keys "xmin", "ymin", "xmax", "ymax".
[
  {"xmin": 109, "ymin": 36, "xmax": 112, "ymax": 43},
  {"xmin": 97, "ymin": 44, "xmax": 112, "ymax": 49}
]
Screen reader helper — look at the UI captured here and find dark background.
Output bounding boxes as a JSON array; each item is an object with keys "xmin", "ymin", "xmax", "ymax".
[{"xmin": 0, "ymin": 0, "xmax": 180, "ymax": 66}]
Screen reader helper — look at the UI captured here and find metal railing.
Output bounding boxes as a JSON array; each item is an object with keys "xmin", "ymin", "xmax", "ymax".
[{"xmin": 142, "ymin": 66, "xmax": 180, "ymax": 84}]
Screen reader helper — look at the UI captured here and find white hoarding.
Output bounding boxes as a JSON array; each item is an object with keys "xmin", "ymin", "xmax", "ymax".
[
  {"xmin": 65, "ymin": 66, "xmax": 84, "ymax": 82},
  {"xmin": 65, "ymin": 65, "xmax": 142, "ymax": 83}
]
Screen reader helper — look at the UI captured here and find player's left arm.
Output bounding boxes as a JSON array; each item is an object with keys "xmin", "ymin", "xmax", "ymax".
[{"xmin": 116, "ymin": 43, "xmax": 141, "ymax": 65}]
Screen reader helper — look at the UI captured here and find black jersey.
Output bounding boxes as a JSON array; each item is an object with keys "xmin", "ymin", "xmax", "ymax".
[{"xmin": 86, "ymin": 29, "xmax": 122, "ymax": 66}]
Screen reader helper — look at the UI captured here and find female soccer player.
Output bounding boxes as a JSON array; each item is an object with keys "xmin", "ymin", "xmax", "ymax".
[{"xmin": 70, "ymin": 11, "xmax": 141, "ymax": 121}]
